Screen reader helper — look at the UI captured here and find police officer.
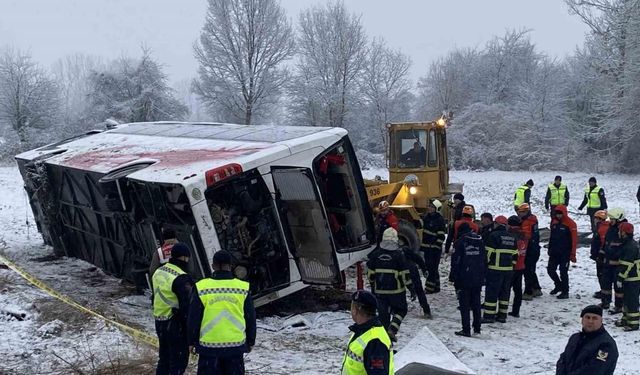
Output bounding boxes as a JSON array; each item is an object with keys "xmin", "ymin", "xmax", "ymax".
[
  {"xmin": 513, "ymin": 179, "xmax": 534, "ymax": 212},
  {"xmin": 367, "ymin": 228, "xmax": 412, "ymax": 342},
  {"xmin": 556, "ymin": 305, "xmax": 618, "ymax": 375},
  {"xmin": 600, "ymin": 209, "xmax": 627, "ymax": 313},
  {"xmin": 615, "ymin": 222, "xmax": 640, "ymax": 331},
  {"xmin": 152, "ymin": 242, "xmax": 193, "ymax": 375},
  {"xmin": 545, "ymin": 176, "xmax": 569, "ymax": 215},
  {"xmin": 578, "ymin": 177, "xmax": 608, "ymax": 233},
  {"xmin": 420, "ymin": 199, "xmax": 446, "ymax": 294},
  {"xmin": 341, "ymin": 290, "xmax": 394, "ymax": 374},
  {"xmin": 482, "ymin": 216, "xmax": 518, "ymax": 323},
  {"xmin": 188, "ymin": 250, "xmax": 256, "ymax": 375},
  {"xmin": 451, "ymin": 223, "xmax": 486, "ymax": 337}
]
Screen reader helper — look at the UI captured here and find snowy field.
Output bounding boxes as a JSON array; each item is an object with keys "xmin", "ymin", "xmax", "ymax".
[{"xmin": 2, "ymin": 164, "xmax": 640, "ymax": 374}]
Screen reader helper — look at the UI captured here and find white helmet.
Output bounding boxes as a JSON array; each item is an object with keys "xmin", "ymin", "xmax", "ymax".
[
  {"xmin": 607, "ymin": 208, "xmax": 625, "ymax": 221},
  {"xmin": 430, "ymin": 199, "xmax": 442, "ymax": 212}
]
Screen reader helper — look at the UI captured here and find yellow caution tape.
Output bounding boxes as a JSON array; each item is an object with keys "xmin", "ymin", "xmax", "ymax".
[{"xmin": 0, "ymin": 252, "xmax": 159, "ymax": 348}]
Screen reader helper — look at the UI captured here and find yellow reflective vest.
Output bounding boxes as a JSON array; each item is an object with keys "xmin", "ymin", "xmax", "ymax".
[
  {"xmin": 341, "ymin": 325, "xmax": 394, "ymax": 375},
  {"xmin": 513, "ymin": 185, "xmax": 530, "ymax": 207},
  {"xmin": 548, "ymin": 183, "xmax": 567, "ymax": 206},
  {"xmin": 152, "ymin": 262, "xmax": 185, "ymax": 321},
  {"xmin": 196, "ymin": 277, "xmax": 249, "ymax": 349},
  {"xmin": 584, "ymin": 186, "xmax": 602, "ymax": 208}
]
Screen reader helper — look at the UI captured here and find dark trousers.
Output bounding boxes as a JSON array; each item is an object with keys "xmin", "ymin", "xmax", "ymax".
[
  {"xmin": 377, "ymin": 293, "xmax": 408, "ymax": 334},
  {"xmin": 524, "ymin": 247, "xmax": 541, "ymax": 294},
  {"xmin": 156, "ymin": 319, "xmax": 189, "ymax": 375},
  {"xmin": 622, "ymin": 282, "xmax": 640, "ymax": 329},
  {"xmin": 596, "ymin": 260, "xmax": 606, "ymax": 291},
  {"xmin": 408, "ymin": 263, "xmax": 430, "ymax": 311},
  {"xmin": 511, "ymin": 270, "xmax": 524, "ymax": 315},
  {"xmin": 483, "ymin": 270, "xmax": 513, "ymax": 320},
  {"xmin": 601, "ymin": 264, "xmax": 624, "ymax": 308},
  {"xmin": 587, "ymin": 208, "xmax": 598, "ymax": 233},
  {"xmin": 423, "ymin": 249, "xmax": 441, "ymax": 293},
  {"xmin": 547, "ymin": 255, "xmax": 570, "ymax": 293},
  {"xmin": 457, "ymin": 287, "xmax": 482, "ymax": 334},
  {"xmin": 197, "ymin": 355, "xmax": 245, "ymax": 375}
]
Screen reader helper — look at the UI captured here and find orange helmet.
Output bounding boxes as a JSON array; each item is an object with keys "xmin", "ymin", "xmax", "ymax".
[
  {"xmin": 462, "ymin": 205, "xmax": 474, "ymax": 216},
  {"xmin": 378, "ymin": 201, "xmax": 390, "ymax": 210},
  {"xmin": 594, "ymin": 210, "xmax": 608, "ymax": 221},
  {"xmin": 517, "ymin": 203, "xmax": 530, "ymax": 212}
]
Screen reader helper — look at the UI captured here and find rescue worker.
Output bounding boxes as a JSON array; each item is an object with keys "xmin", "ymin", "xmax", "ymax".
[
  {"xmin": 545, "ymin": 176, "xmax": 569, "ymax": 214},
  {"xmin": 152, "ymin": 242, "xmax": 193, "ymax": 375},
  {"xmin": 341, "ymin": 290, "xmax": 394, "ymax": 374},
  {"xmin": 590, "ymin": 210, "xmax": 609, "ymax": 299},
  {"xmin": 615, "ymin": 222, "xmax": 640, "ymax": 331},
  {"xmin": 188, "ymin": 250, "xmax": 256, "ymax": 375},
  {"xmin": 149, "ymin": 228, "xmax": 178, "ymax": 282},
  {"xmin": 479, "ymin": 212, "xmax": 494, "ymax": 242},
  {"xmin": 446, "ymin": 206, "xmax": 479, "ymax": 282},
  {"xmin": 482, "ymin": 216, "xmax": 518, "ymax": 323},
  {"xmin": 547, "ymin": 205, "xmax": 578, "ymax": 300},
  {"xmin": 556, "ymin": 305, "xmax": 618, "ymax": 375},
  {"xmin": 507, "ymin": 216, "xmax": 526, "ymax": 318},
  {"xmin": 375, "ymin": 201, "xmax": 399, "ymax": 245},
  {"xmin": 367, "ymin": 228, "xmax": 412, "ymax": 342},
  {"xmin": 451, "ymin": 223, "xmax": 486, "ymax": 337},
  {"xmin": 513, "ymin": 179, "xmax": 534, "ymax": 212},
  {"xmin": 444, "ymin": 193, "xmax": 467, "ymax": 254},
  {"xmin": 517, "ymin": 203, "xmax": 543, "ymax": 300},
  {"xmin": 637, "ymin": 185, "xmax": 640, "ymax": 211},
  {"xmin": 578, "ymin": 177, "xmax": 608, "ymax": 233},
  {"xmin": 420, "ymin": 199, "xmax": 446, "ymax": 294},
  {"xmin": 600, "ymin": 209, "xmax": 627, "ymax": 313}
]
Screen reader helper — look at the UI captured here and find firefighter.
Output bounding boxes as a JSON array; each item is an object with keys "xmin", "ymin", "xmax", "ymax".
[
  {"xmin": 420, "ymin": 199, "xmax": 446, "ymax": 294},
  {"xmin": 545, "ymin": 175, "xmax": 569, "ymax": 215},
  {"xmin": 446, "ymin": 206, "xmax": 479, "ymax": 282},
  {"xmin": 513, "ymin": 179, "xmax": 534, "ymax": 212},
  {"xmin": 479, "ymin": 212, "xmax": 494, "ymax": 242},
  {"xmin": 152, "ymin": 242, "xmax": 193, "ymax": 375},
  {"xmin": 600, "ymin": 208, "xmax": 627, "ymax": 313},
  {"xmin": 547, "ymin": 205, "xmax": 578, "ymax": 300},
  {"xmin": 591, "ymin": 210, "xmax": 610, "ymax": 299},
  {"xmin": 615, "ymin": 222, "xmax": 640, "ymax": 331},
  {"xmin": 507, "ymin": 215, "xmax": 526, "ymax": 318},
  {"xmin": 482, "ymin": 216, "xmax": 518, "ymax": 323},
  {"xmin": 517, "ymin": 203, "xmax": 542, "ymax": 300},
  {"xmin": 341, "ymin": 290, "xmax": 394, "ymax": 374},
  {"xmin": 188, "ymin": 250, "xmax": 256, "ymax": 374},
  {"xmin": 375, "ymin": 201, "xmax": 399, "ymax": 245},
  {"xmin": 451, "ymin": 223, "xmax": 486, "ymax": 337},
  {"xmin": 367, "ymin": 228, "xmax": 412, "ymax": 342},
  {"xmin": 149, "ymin": 227, "xmax": 178, "ymax": 282},
  {"xmin": 578, "ymin": 177, "xmax": 608, "ymax": 233}
]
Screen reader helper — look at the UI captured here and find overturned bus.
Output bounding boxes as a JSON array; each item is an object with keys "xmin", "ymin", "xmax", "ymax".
[{"xmin": 15, "ymin": 122, "xmax": 376, "ymax": 306}]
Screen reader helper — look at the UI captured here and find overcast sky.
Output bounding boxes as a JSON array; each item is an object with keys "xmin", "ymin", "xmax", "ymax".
[{"xmin": 0, "ymin": 0, "xmax": 589, "ymax": 84}]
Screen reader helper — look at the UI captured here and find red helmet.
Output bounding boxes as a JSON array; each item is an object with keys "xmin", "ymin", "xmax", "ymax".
[
  {"xmin": 619, "ymin": 222, "xmax": 634, "ymax": 235},
  {"xmin": 494, "ymin": 215, "xmax": 508, "ymax": 225}
]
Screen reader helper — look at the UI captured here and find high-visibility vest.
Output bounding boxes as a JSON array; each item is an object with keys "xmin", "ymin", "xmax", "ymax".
[
  {"xmin": 513, "ymin": 185, "xmax": 530, "ymax": 206},
  {"xmin": 152, "ymin": 263, "xmax": 185, "ymax": 320},
  {"xmin": 196, "ymin": 277, "xmax": 249, "ymax": 348},
  {"xmin": 548, "ymin": 183, "xmax": 567, "ymax": 206},
  {"xmin": 341, "ymin": 325, "xmax": 394, "ymax": 375},
  {"xmin": 585, "ymin": 186, "xmax": 602, "ymax": 208}
]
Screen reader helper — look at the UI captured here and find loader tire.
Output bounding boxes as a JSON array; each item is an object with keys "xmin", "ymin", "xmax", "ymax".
[{"xmin": 398, "ymin": 220, "xmax": 420, "ymax": 252}]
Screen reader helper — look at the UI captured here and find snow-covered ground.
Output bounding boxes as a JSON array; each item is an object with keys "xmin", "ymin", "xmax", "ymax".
[{"xmin": 1, "ymin": 164, "xmax": 639, "ymax": 374}]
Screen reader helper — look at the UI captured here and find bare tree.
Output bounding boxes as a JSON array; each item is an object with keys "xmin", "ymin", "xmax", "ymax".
[
  {"xmin": 0, "ymin": 48, "xmax": 59, "ymax": 143},
  {"xmin": 193, "ymin": 0, "xmax": 294, "ymax": 125}
]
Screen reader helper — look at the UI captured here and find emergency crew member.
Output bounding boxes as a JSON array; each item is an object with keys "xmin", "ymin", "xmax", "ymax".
[
  {"xmin": 341, "ymin": 290, "xmax": 394, "ymax": 375},
  {"xmin": 591, "ymin": 210, "xmax": 609, "ymax": 299},
  {"xmin": 420, "ymin": 199, "xmax": 446, "ymax": 294},
  {"xmin": 615, "ymin": 222, "xmax": 640, "ymax": 331},
  {"xmin": 545, "ymin": 176, "xmax": 569, "ymax": 214},
  {"xmin": 513, "ymin": 179, "xmax": 534, "ymax": 212},
  {"xmin": 479, "ymin": 212, "xmax": 495, "ymax": 242},
  {"xmin": 188, "ymin": 250, "xmax": 256, "ymax": 375},
  {"xmin": 517, "ymin": 203, "xmax": 542, "ymax": 300},
  {"xmin": 444, "ymin": 193, "xmax": 467, "ymax": 253},
  {"xmin": 451, "ymin": 223, "xmax": 486, "ymax": 337},
  {"xmin": 547, "ymin": 205, "xmax": 578, "ymax": 300},
  {"xmin": 375, "ymin": 201, "xmax": 399, "ymax": 245},
  {"xmin": 507, "ymin": 216, "xmax": 526, "ymax": 318},
  {"xmin": 482, "ymin": 216, "xmax": 518, "ymax": 323},
  {"xmin": 578, "ymin": 177, "xmax": 608, "ymax": 233},
  {"xmin": 446, "ymin": 206, "xmax": 479, "ymax": 282},
  {"xmin": 152, "ymin": 242, "xmax": 193, "ymax": 375},
  {"xmin": 600, "ymin": 209, "xmax": 627, "ymax": 313},
  {"xmin": 556, "ymin": 305, "xmax": 618, "ymax": 375},
  {"xmin": 150, "ymin": 228, "xmax": 178, "ymax": 282},
  {"xmin": 367, "ymin": 228, "xmax": 412, "ymax": 342}
]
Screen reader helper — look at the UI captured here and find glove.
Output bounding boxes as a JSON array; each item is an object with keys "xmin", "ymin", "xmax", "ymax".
[
  {"xmin": 616, "ymin": 281, "xmax": 623, "ymax": 289},
  {"xmin": 570, "ymin": 256, "xmax": 576, "ymax": 263}
]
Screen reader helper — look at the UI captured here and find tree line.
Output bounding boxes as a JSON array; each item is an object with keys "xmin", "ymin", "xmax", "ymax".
[{"xmin": 0, "ymin": 0, "xmax": 637, "ymax": 173}]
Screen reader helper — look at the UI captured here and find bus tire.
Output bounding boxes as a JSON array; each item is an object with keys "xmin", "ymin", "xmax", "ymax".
[{"xmin": 398, "ymin": 220, "xmax": 420, "ymax": 252}]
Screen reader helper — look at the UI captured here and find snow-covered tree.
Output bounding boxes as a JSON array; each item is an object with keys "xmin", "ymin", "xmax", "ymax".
[{"xmin": 193, "ymin": 0, "xmax": 295, "ymax": 125}]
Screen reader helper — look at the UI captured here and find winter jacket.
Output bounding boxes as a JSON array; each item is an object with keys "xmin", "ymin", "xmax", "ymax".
[
  {"xmin": 485, "ymin": 225, "xmax": 518, "ymax": 272},
  {"xmin": 401, "ymin": 247, "xmax": 427, "ymax": 274},
  {"xmin": 446, "ymin": 217, "xmax": 479, "ymax": 254},
  {"xmin": 420, "ymin": 212, "xmax": 446, "ymax": 252},
  {"xmin": 444, "ymin": 202, "xmax": 466, "ymax": 253},
  {"xmin": 545, "ymin": 183, "xmax": 570, "ymax": 209},
  {"xmin": 578, "ymin": 186, "xmax": 607, "ymax": 210},
  {"xmin": 617, "ymin": 236, "xmax": 640, "ymax": 284},
  {"xmin": 520, "ymin": 213, "xmax": 541, "ymax": 253},
  {"xmin": 451, "ymin": 230, "xmax": 486, "ymax": 289},
  {"xmin": 590, "ymin": 221, "xmax": 610, "ymax": 261},
  {"xmin": 376, "ymin": 211, "xmax": 399, "ymax": 243},
  {"xmin": 556, "ymin": 326, "xmax": 618, "ymax": 375},
  {"xmin": 603, "ymin": 220, "xmax": 627, "ymax": 265},
  {"xmin": 345, "ymin": 318, "xmax": 392, "ymax": 375},
  {"xmin": 367, "ymin": 248, "xmax": 412, "ymax": 295},
  {"xmin": 548, "ymin": 205, "xmax": 578, "ymax": 262},
  {"xmin": 480, "ymin": 224, "xmax": 495, "ymax": 243},
  {"xmin": 511, "ymin": 227, "xmax": 527, "ymax": 271},
  {"xmin": 637, "ymin": 185, "xmax": 640, "ymax": 203}
]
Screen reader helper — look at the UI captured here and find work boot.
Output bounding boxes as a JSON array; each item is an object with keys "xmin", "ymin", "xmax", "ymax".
[
  {"xmin": 532, "ymin": 289, "xmax": 543, "ymax": 298},
  {"xmin": 593, "ymin": 291, "xmax": 603, "ymax": 299},
  {"xmin": 496, "ymin": 316, "xmax": 507, "ymax": 323},
  {"xmin": 609, "ymin": 306, "xmax": 623, "ymax": 315},
  {"xmin": 549, "ymin": 286, "xmax": 561, "ymax": 295},
  {"xmin": 623, "ymin": 326, "xmax": 639, "ymax": 332},
  {"xmin": 422, "ymin": 306, "xmax": 433, "ymax": 319},
  {"xmin": 473, "ymin": 329, "xmax": 481, "ymax": 335},
  {"xmin": 508, "ymin": 311, "xmax": 520, "ymax": 318},
  {"xmin": 557, "ymin": 292, "xmax": 569, "ymax": 299},
  {"xmin": 614, "ymin": 319, "xmax": 627, "ymax": 327},
  {"xmin": 481, "ymin": 317, "xmax": 495, "ymax": 324},
  {"xmin": 598, "ymin": 302, "xmax": 610, "ymax": 310},
  {"xmin": 522, "ymin": 293, "xmax": 533, "ymax": 301},
  {"xmin": 454, "ymin": 330, "xmax": 471, "ymax": 337}
]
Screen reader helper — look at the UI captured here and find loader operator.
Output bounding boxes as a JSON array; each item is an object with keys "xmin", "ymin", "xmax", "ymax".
[{"xmin": 400, "ymin": 141, "xmax": 426, "ymax": 168}]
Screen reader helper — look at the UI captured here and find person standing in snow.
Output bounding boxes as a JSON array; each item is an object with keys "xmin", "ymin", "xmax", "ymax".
[
  {"xmin": 341, "ymin": 290, "xmax": 394, "ymax": 374},
  {"xmin": 513, "ymin": 179, "xmax": 534, "ymax": 212},
  {"xmin": 507, "ymin": 215, "xmax": 526, "ymax": 318},
  {"xmin": 545, "ymin": 175, "xmax": 570, "ymax": 216},
  {"xmin": 479, "ymin": 212, "xmax": 495, "ymax": 243},
  {"xmin": 420, "ymin": 199, "xmax": 446, "ymax": 294},
  {"xmin": 152, "ymin": 242, "xmax": 193, "ymax": 375},
  {"xmin": 578, "ymin": 177, "xmax": 608, "ymax": 233},
  {"xmin": 446, "ymin": 206, "xmax": 479, "ymax": 282},
  {"xmin": 590, "ymin": 210, "xmax": 610, "ymax": 300},
  {"xmin": 556, "ymin": 305, "xmax": 618, "ymax": 375},
  {"xmin": 444, "ymin": 193, "xmax": 468, "ymax": 254},
  {"xmin": 547, "ymin": 205, "xmax": 578, "ymax": 300},
  {"xmin": 614, "ymin": 222, "xmax": 640, "ymax": 332},
  {"xmin": 451, "ymin": 223, "xmax": 486, "ymax": 337},
  {"xmin": 600, "ymin": 209, "xmax": 627, "ymax": 314},
  {"xmin": 367, "ymin": 228, "xmax": 412, "ymax": 342},
  {"xmin": 517, "ymin": 203, "xmax": 543, "ymax": 300}
]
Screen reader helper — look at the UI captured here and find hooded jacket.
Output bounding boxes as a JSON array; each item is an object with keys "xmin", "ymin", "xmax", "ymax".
[{"xmin": 549, "ymin": 205, "xmax": 578, "ymax": 262}]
